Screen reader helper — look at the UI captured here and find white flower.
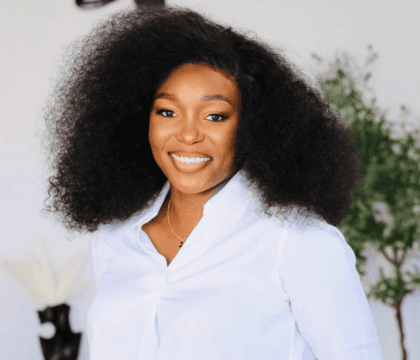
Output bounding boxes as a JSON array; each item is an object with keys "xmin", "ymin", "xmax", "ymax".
[{"xmin": 0, "ymin": 230, "xmax": 92, "ymax": 311}]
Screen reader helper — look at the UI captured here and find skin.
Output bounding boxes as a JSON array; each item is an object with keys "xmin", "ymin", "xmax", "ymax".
[{"xmin": 148, "ymin": 62, "xmax": 241, "ymax": 238}]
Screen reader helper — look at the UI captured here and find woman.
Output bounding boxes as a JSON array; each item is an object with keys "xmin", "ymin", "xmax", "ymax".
[{"xmin": 40, "ymin": 5, "xmax": 383, "ymax": 360}]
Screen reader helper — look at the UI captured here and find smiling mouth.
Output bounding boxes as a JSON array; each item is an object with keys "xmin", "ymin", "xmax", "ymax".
[{"xmin": 171, "ymin": 153, "xmax": 211, "ymax": 164}]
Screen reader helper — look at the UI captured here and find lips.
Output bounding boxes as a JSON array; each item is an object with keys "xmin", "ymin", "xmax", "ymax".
[
  {"xmin": 170, "ymin": 151, "xmax": 212, "ymax": 172},
  {"xmin": 170, "ymin": 151, "xmax": 211, "ymax": 158}
]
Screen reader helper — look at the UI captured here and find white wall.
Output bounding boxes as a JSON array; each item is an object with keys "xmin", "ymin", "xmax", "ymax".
[{"xmin": 1, "ymin": 0, "xmax": 419, "ymax": 359}]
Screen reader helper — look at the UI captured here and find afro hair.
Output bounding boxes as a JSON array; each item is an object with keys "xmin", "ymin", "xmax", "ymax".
[{"xmin": 39, "ymin": 4, "xmax": 365, "ymax": 238}]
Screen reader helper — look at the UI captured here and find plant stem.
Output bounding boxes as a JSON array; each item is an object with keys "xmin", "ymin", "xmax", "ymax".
[{"xmin": 393, "ymin": 297, "xmax": 408, "ymax": 360}]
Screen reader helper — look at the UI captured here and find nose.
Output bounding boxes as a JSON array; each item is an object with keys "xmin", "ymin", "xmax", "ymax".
[{"xmin": 176, "ymin": 118, "xmax": 204, "ymax": 144}]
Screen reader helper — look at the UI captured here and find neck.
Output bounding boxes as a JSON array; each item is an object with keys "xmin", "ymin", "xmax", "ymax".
[{"xmin": 166, "ymin": 176, "xmax": 231, "ymax": 226}]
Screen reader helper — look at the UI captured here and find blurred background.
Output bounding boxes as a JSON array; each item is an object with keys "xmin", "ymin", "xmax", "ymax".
[{"xmin": 1, "ymin": 0, "xmax": 419, "ymax": 359}]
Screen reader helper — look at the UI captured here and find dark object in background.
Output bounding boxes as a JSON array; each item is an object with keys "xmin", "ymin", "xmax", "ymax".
[
  {"xmin": 75, "ymin": 0, "xmax": 165, "ymax": 9},
  {"xmin": 134, "ymin": 0, "xmax": 165, "ymax": 6},
  {"xmin": 38, "ymin": 303, "xmax": 81, "ymax": 360},
  {"xmin": 75, "ymin": 0, "xmax": 116, "ymax": 8}
]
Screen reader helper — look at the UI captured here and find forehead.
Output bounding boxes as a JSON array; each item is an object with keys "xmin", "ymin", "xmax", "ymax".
[
  {"xmin": 165, "ymin": 62, "xmax": 235, "ymax": 82},
  {"xmin": 157, "ymin": 63, "xmax": 239, "ymax": 104}
]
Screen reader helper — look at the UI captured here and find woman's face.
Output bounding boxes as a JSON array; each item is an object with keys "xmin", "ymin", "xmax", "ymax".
[{"xmin": 149, "ymin": 63, "xmax": 241, "ymax": 195}]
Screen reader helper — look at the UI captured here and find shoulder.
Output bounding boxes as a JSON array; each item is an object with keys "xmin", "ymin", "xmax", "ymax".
[
  {"xmin": 281, "ymin": 220, "xmax": 356, "ymax": 273},
  {"xmin": 264, "ymin": 204, "xmax": 353, "ymax": 264}
]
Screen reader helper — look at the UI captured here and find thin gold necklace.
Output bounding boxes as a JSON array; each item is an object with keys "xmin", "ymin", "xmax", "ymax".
[{"xmin": 167, "ymin": 199, "xmax": 186, "ymax": 248}]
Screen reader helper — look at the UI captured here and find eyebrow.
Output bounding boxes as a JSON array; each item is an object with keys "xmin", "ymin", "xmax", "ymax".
[{"xmin": 155, "ymin": 92, "xmax": 233, "ymax": 106}]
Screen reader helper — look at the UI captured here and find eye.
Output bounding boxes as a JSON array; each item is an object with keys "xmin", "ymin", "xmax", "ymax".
[
  {"xmin": 207, "ymin": 114, "xmax": 229, "ymax": 122},
  {"xmin": 156, "ymin": 109, "xmax": 176, "ymax": 118},
  {"xmin": 156, "ymin": 109, "xmax": 228, "ymax": 122}
]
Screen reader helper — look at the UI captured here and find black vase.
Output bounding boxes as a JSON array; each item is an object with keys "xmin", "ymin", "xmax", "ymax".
[{"xmin": 37, "ymin": 303, "xmax": 81, "ymax": 360}]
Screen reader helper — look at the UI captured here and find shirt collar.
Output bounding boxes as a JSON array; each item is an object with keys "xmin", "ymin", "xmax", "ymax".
[{"xmin": 130, "ymin": 168, "xmax": 254, "ymax": 230}]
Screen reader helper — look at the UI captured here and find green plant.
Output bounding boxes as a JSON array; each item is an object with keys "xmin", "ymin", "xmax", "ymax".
[{"xmin": 313, "ymin": 45, "xmax": 420, "ymax": 360}]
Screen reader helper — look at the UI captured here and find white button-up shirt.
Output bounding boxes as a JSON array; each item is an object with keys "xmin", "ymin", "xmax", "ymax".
[{"xmin": 87, "ymin": 168, "xmax": 383, "ymax": 360}]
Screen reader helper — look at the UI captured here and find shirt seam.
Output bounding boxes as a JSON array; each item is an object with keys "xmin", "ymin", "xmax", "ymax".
[
  {"xmin": 89, "ymin": 234, "xmax": 101, "ymax": 293},
  {"xmin": 273, "ymin": 225, "xmax": 291, "ymax": 299}
]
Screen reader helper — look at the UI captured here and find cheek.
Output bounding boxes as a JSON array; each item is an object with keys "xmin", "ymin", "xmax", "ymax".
[
  {"xmin": 148, "ymin": 122, "xmax": 165, "ymax": 148},
  {"xmin": 220, "ymin": 129, "xmax": 238, "ymax": 153}
]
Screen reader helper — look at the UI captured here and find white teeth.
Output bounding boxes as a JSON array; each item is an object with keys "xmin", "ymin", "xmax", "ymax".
[{"xmin": 172, "ymin": 154, "xmax": 210, "ymax": 164}]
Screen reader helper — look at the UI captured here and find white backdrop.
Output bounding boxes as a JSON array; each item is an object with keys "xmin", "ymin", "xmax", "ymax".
[{"xmin": 1, "ymin": 0, "xmax": 419, "ymax": 359}]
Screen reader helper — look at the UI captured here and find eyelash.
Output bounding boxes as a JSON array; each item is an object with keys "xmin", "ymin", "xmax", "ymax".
[{"xmin": 155, "ymin": 109, "xmax": 228, "ymax": 122}]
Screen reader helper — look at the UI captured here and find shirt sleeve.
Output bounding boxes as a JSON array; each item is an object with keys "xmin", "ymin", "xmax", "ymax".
[{"xmin": 279, "ymin": 224, "xmax": 383, "ymax": 360}]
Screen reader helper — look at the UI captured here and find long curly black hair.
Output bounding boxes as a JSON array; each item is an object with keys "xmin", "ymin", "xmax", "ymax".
[{"xmin": 39, "ymin": 4, "xmax": 365, "ymax": 237}]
